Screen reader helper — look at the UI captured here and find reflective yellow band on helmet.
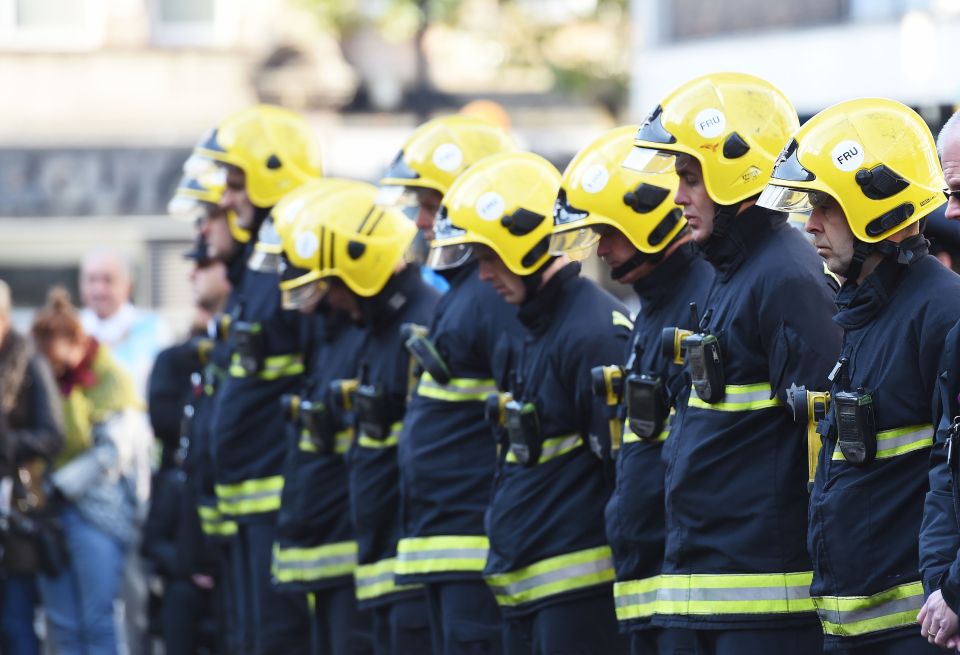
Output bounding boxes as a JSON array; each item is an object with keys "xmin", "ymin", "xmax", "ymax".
[
  {"xmin": 197, "ymin": 504, "xmax": 238, "ymax": 537},
  {"xmin": 416, "ymin": 373, "xmax": 498, "ymax": 402},
  {"xmin": 623, "ymin": 417, "xmax": 670, "ymax": 444},
  {"xmin": 617, "ymin": 572, "xmax": 814, "ymax": 617},
  {"xmin": 395, "ymin": 535, "xmax": 489, "ymax": 576},
  {"xmin": 485, "ymin": 545, "xmax": 614, "ymax": 607},
  {"xmin": 357, "ymin": 421, "xmax": 403, "ymax": 449},
  {"xmin": 813, "ymin": 581, "xmax": 924, "ymax": 637},
  {"xmin": 831, "ymin": 424, "xmax": 933, "ymax": 461},
  {"xmin": 504, "ymin": 433, "xmax": 582, "ymax": 465},
  {"xmin": 354, "ymin": 557, "xmax": 421, "ymax": 602},
  {"xmin": 612, "ymin": 310, "xmax": 634, "ymax": 331},
  {"xmin": 688, "ymin": 383, "xmax": 782, "ymax": 411},
  {"xmin": 229, "ymin": 353, "xmax": 305, "ymax": 380},
  {"xmin": 216, "ymin": 475, "xmax": 284, "ymax": 516},
  {"xmin": 298, "ymin": 429, "xmax": 353, "ymax": 455},
  {"xmin": 272, "ymin": 541, "xmax": 358, "ymax": 584}
]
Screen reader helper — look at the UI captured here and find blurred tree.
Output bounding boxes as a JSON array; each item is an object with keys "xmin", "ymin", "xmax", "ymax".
[{"xmin": 294, "ymin": 0, "xmax": 630, "ymax": 116}]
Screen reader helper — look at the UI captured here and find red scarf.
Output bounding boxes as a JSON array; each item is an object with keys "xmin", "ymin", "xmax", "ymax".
[{"xmin": 58, "ymin": 337, "xmax": 100, "ymax": 396}]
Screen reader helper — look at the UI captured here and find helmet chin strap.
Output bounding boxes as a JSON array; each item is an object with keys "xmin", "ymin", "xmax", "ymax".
[
  {"xmin": 711, "ymin": 201, "xmax": 742, "ymax": 240},
  {"xmin": 841, "ymin": 240, "xmax": 873, "ymax": 282},
  {"xmin": 842, "ymin": 235, "xmax": 924, "ymax": 281},
  {"xmin": 610, "ymin": 246, "xmax": 666, "ymax": 281}
]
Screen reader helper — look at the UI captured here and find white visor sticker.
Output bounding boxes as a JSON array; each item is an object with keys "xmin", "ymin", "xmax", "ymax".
[
  {"xmin": 831, "ymin": 140, "xmax": 864, "ymax": 172},
  {"xmin": 295, "ymin": 231, "xmax": 319, "ymax": 260},
  {"xmin": 581, "ymin": 164, "xmax": 610, "ymax": 194},
  {"xmin": 475, "ymin": 192, "xmax": 505, "ymax": 221},
  {"xmin": 694, "ymin": 108, "xmax": 725, "ymax": 138},
  {"xmin": 432, "ymin": 143, "xmax": 464, "ymax": 172}
]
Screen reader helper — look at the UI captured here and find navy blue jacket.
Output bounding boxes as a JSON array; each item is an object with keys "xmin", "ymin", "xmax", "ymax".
[
  {"xmin": 605, "ymin": 242, "xmax": 714, "ymax": 631},
  {"xmin": 345, "ymin": 265, "xmax": 440, "ymax": 609},
  {"xmin": 272, "ymin": 311, "xmax": 367, "ymax": 593},
  {"xmin": 811, "ymin": 237, "xmax": 960, "ymax": 649},
  {"xmin": 483, "ymin": 262, "xmax": 631, "ymax": 617},
  {"xmin": 655, "ymin": 206, "xmax": 841, "ymax": 631},
  {"xmin": 210, "ymin": 239, "xmax": 304, "ymax": 523},
  {"xmin": 396, "ymin": 261, "xmax": 522, "ymax": 585}
]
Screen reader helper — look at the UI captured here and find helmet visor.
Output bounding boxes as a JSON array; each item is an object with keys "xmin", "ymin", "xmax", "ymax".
[
  {"xmin": 375, "ymin": 185, "xmax": 421, "ymax": 222},
  {"xmin": 247, "ymin": 218, "xmax": 283, "ymax": 273},
  {"xmin": 168, "ymin": 195, "xmax": 210, "ymax": 223},
  {"xmin": 757, "ymin": 184, "xmax": 819, "ymax": 215},
  {"xmin": 281, "ymin": 279, "xmax": 329, "ymax": 310},
  {"xmin": 553, "ymin": 189, "xmax": 590, "ymax": 226},
  {"xmin": 548, "ymin": 226, "xmax": 598, "ymax": 260},
  {"xmin": 622, "ymin": 147, "xmax": 678, "ymax": 175},
  {"xmin": 427, "ymin": 242, "xmax": 473, "ymax": 270}
]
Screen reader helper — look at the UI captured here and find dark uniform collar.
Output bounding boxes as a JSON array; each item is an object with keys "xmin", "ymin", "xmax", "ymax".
[
  {"xmin": 517, "ymin": 261, "xmax": 581, "ymax": 336},
  {"xmin": 359, "ymin": 263, "xmax": 422, "ymax": 329},
  {"xmin": 440, "ymin": 259, "xmax": 478, "ymax": 288},
  {"xmin": 226, "ymin": 241, "xmax": 253, "ymax": 286},
  {"xmin": 833, "ymin": 235, "xmax": 928, "ymax": 330},
  {"xmin": 699, "ymin": 204, "xmax": 786, "ymax": 282},
  {"xmin": 632, "ymin": 241, "xmax": 698, "ymax": 312}
]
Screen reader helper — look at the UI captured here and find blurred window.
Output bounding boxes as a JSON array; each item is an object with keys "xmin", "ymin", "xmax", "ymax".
[
  {"xmin": 666, "ymin": 0, "xmax": 849, "ymax": 41},
  {"xmin": 0, "ymin": 0, "xmax": 100, "ymax": 49},
  {"xmin": 151, "ymin": 0, "xmax": 217, "ymax": 47}
]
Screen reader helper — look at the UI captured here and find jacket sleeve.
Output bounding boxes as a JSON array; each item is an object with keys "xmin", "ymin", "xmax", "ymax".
[
  {"xmin": 10, "ymin": 355, "xmax": 64, "ymax": 462},
  {"xmin": 759, "ymin": 269, "xmax": 842, "ymax": 399},
  {"xmin": 922, "ymin": 322, "xmax": 960, "ymax": 609}
]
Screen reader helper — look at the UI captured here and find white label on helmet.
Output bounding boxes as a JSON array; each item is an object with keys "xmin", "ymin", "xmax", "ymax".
[
  {"xmin": 831, "ymin": 140, "xmax": 864, "ymax": 172},
  {"xmin": 581, "ymin": 164, "xmax": 609, "ymax": 194},
  {"xmin": 475, "ymin": 192, "xmax": 505, "ymax": 221},
  {"xmin": 432, "ymin": 143, "xmax": 463, "ymax": 172},
  {"xmin": 295, "ymin": 231, "xmax": 319, "ymax": 260},
  {"xmin": 694, "ymin": 108, "xmax": 725, "ymax": 138}
]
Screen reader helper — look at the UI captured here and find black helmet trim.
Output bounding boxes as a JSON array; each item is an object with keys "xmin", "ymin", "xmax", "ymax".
[
  {"xmin": 554, "ymin": 189, "xmax": 590, "ymax": 225},
  {"xmin": 623, "ymin": 182, "xmax": 671, "ymax": 214},
  {"xmin": 501, "ymin": 208, "xmax": 546, "ymax": 237},
  {"xmin": 771, "ymin": 139, "xmax": 815, "ymax": 183},
  {"xmin": 649, "ymin": 207, "xmax": 683, "ymax": 247},
  {"xmin": 855, "ymin": 164, "xmax": 909, "ymax": 201},
  {"xmin": 198, "ymin": 128, "xmax": 226, "ymax": 155},
  {"xmin": 521, "ymin": 235, "xmax": 551, "ymax": 269},
  {"xmin": 383, "ymin": 151, "xmax": 421, "ymax": 182},
  {"xmin": 865, "ymin": 203, "xmax": 914, "ymax": 238},
  {"xmin": 635, "ymin": 106, "xmax": 677, "ymax": 146}
]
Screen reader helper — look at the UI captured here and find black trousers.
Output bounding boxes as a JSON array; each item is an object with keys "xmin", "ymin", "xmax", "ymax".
[
  {"xmin": 310, "ymin": 584, "xmax": 374, "ymax": 655},
  {"xmin": 629, "ymin": 627, "xmax": 698, "ymax": 655},
  {"xmin": 425, "ymin": 580, "xmax": 503, "ymax": 654},
  {"xmin": 687, "ymin": 625, "xmax": 823, "ymax": 655},
  {"xmin": 502, "ymin": 594, "xmax": 627, "ymax": 655},
  {"xmin": 369, "ymin": 594, "xmax": 433, "ymax": 655}
]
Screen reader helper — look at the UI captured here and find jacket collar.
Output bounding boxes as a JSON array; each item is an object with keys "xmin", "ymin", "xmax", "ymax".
[
  {"xmin": 360, "ymin": 264, "xmax": 421, "ymax": 329},
  {"xmin": 632, "ymin": 241, "xmax": 698, "ymax": 312},
  {"xmin": 833, "ymin": 235, "xmax": 928, "ymax": 330},
  {"xmin": 517, "ymin": 261, "xmax": 581, "ymax": 336},
  {"xmin": 699, "ymin": 205, "xmax": 786, "ymax": 281}
]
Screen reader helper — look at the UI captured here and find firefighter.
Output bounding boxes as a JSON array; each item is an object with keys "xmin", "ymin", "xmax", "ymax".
[
  {"xmin": 194, "ymin": 104, "xmax": 322, "ymax": 654},
  {"xmin": 429, "ymin": 151, "xmax": 631, "ymax": 653},
  {"xmin": 270, "ymin": 180, "xmax": 373, "ymax": 655},
  {"xmin": 760, "ymin": 99, "xmax": 960, "ymax": 653},
  {"xmin": 280, "ymin": 181, "xmax": 440, "ymax": 654},
  {"xmin": 376, "ymin": 114, "xmax": 520, "ymax": 654},
  {"xmin": 548, "ymin": 125, "xmax": 713, "ymax": 654},
  {"xmin": 166, "ymin": 159, "xmax": 247, "ymax": 653},
  {"xmin": 625, "ymin": 72, "xmax": 842, "ymax": 654}
]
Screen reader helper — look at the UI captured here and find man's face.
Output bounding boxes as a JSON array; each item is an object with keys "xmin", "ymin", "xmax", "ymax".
[
  {"xmin": 189, "ymin": 261, "xmax": 230, "ymax": 312},
  {"xmin": 414, "ymin": 188, "xmax": 443, "ymax": 240},
  {"xmin": 220, "ymin": 166, "xmax": 256, "ymax": 230},
  {"xmin": 674, "ymin": 156, "xmax": 716, "ymax": 243},
  {"xmin": 942, "ymin": 135, "xmax": 960, "ymax": 221},
  {"xmin": 199, "ymin": 207, "xmax": 237, "ymax": 262},
  {"xmin": 80, "ymin": 252, "xmax": 131, "ymax": 319},
  {"xmin": 475, "ymin": 245, "xmax": 526, "ymax": 305},
  {"xmin": 805, "ymin": 192, "xmax": 854, "ymax": 276},
  {"xmin": 594, "ymin": 225, "xmax": 652, "ymax": 284},
  {"xmin": 323, "ymin": 280, "xmax": 361, "ymax": 322}
]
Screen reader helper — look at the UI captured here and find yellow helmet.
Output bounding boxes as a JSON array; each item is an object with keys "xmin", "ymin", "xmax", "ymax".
[
  {"xmin": 428, "ymin": 152, "xmax": 562, "ymax": 276},
  {"xmin": 550, "ymin": 125, "xmax": 684, "ymax": 260},
  {"xmin": 167, "ymin": 153, "xmax": 250, "ymax": 244},
  {"xmin": 758, "ymin": 97, "xmax": 946, "ymax": 243},
  {"xmin": 378, "ymin": 115, "xmax": 518, "ymax": 198},
  {"xmin": 194, "ymin": 104, "xmax": 323, "ymax": 209},
  {"xmin": 279, "ymin": 180, "xmax": 416, "ymax": 305},
  {"xmin": 625, "ymin": 72, "xmax": 799, "ymax": 206}
]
